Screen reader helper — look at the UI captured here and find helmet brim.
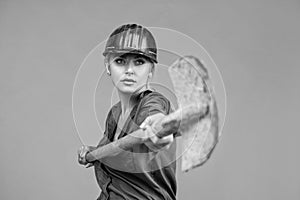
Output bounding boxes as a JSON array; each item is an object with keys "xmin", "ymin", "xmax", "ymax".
[{"xmin": 103, "ymin": 49, "xmax": 158, "ymax": 64}]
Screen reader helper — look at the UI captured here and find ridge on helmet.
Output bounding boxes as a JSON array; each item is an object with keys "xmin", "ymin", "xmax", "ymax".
[{"xmin": 103, "ymin": 24, "xmax": 158, "ymax": 63}]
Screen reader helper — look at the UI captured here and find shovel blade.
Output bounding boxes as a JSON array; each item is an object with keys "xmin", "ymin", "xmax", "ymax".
[{"xmin": 168, "ymin": 56, "xmax": 219, "ymax": 172}]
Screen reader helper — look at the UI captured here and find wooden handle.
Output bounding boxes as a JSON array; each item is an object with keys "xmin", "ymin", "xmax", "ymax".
[{"xmin": 158, "ymin": 103, "xmax": 208, "ymax": 138}]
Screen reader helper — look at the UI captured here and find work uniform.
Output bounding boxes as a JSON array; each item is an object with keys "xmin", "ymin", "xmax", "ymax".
[{"xmin": 94, "ymin": 90, "xmax": 177, "ymax": 200}]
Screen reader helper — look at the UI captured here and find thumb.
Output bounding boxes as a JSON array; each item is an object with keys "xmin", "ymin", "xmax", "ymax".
[{"xmin": 140, "ymin": 116, "xmax": 152, "ymax": 129}]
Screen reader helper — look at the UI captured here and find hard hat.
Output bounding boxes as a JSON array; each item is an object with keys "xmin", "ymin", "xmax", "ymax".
[{"xmin": 103, "ymin": 24, "xmax": 158, "ymax": 63}]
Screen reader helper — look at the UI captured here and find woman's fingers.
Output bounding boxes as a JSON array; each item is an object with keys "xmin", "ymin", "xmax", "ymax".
[
  {"xmin": 78, "ymin": 145, "xmax": 95, "ymax": 166},
  {"xmin": 141, "ymin": 113, "xmax": 174, "ymax": 152},
  {"xmin": 146, "ymin": 135, "xmax": 173, "ymax": 152},
  {"xmin": 85, "ymin": 163, "xmax": 94, "ymax": 168},
  {"xmin": 144, "ymin": 124, "xmax": 174, "ymax": 152},
  {"xmin": 150, "ymin": 134, "xmax": 174, "ymax": 145}
]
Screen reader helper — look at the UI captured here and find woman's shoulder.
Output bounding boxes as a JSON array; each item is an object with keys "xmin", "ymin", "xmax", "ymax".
[
  {"xmin": 140, "ymin": 90, "xmax": 169, "ymax": 103},
  {"xmin": 138, "ymin": 90, "xmax": 172, "ymax": 115}
]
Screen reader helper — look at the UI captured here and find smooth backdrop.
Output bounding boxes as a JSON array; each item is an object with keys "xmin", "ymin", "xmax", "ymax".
[{"xmin": 1, "ymin": 0, "xmax": 299, "ymax": 199}]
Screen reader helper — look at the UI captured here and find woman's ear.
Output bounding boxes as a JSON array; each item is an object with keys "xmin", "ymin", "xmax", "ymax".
[
  {"xmin": 148, "ymin": 64, "xmax": 155, "ymax": 79},
  {"xmin": 148, "ymin": 71, "xmax": 153, "ymax": 79},
  {"xmin": 105, "ymin": 61, "xmax": 111, "ymax": 75}
]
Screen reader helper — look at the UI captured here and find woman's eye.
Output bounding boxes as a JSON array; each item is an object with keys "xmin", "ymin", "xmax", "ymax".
[
  {"xmin": 135, "ymin": 59, "xmax": 145, "ymax": 65},
  {"xmin": 114, "ymin": 58, "xmax": 126, "ymax": 65}
]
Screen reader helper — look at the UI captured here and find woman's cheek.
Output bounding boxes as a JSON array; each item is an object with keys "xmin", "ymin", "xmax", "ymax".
[{"xmin": 111, "ymin": 75, "xmax": 121, "ymax": 87}]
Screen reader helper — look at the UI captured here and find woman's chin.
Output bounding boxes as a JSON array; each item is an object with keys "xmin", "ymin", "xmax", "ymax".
[
  {"xmin": 117, "ymin": 86, "xmax": 137, "ymax": 95},
  {"xmin": 117, "ymin": 85, "xmax": 146, "ymax": 95}
]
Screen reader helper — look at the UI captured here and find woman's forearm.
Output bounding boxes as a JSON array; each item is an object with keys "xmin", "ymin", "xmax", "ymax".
[{"xmin": 86, "ymin": 128, "xmax": 146, "ymax": 162}]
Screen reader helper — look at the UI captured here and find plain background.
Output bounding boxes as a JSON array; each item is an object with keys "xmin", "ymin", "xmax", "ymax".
[{"xmin": 1, "ymin": 0, "xmax": 300, "ymax": 199}]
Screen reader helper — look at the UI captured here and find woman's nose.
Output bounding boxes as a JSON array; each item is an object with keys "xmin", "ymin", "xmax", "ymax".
[{"xmin": 125, "ymin": 62, "xmax": 134, "ymax": 74}]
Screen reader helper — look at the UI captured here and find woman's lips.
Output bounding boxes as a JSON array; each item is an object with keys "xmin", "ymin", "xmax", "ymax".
[{"xmin": 121, "ymin": 79, "xmax": 136, "ymax": 85}]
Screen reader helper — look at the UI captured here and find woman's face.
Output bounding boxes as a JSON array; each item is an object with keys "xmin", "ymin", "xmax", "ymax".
[{"xmin": 107, "ymin": 53, "xmax": 154, "ymax": 95}]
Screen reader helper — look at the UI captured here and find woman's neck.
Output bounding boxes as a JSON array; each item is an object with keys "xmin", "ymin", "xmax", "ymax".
[
  {"xmin": 118, "ymin": 92, "xmax": 135, "ymax": 117},
  {"xmin": 118, "ymin": 87, "xmax": 148, "ymax": 117}
]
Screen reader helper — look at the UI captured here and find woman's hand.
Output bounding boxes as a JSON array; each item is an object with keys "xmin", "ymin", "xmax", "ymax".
[
  {"xmin": 77, "ymin": 145, "xmax": 96, "ymax": 168},
  {"xmin": 140, "ymin": 113, "xmax": 174, "ymax": 152}
]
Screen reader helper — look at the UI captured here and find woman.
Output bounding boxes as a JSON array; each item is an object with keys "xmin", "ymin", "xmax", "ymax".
[{"xmin": 78, "ymin": 24, "xmax": 178, "ymax": 200}]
